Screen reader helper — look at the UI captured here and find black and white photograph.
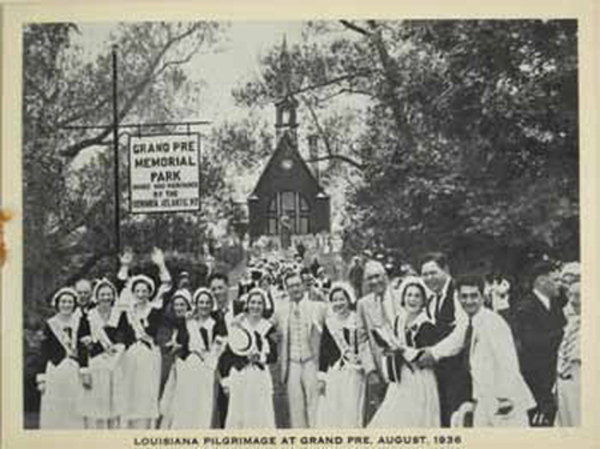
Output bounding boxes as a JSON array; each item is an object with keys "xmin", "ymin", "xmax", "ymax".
[{"xmin": 17, "ymin": 16, "xmax": 583, "ymax": 435}]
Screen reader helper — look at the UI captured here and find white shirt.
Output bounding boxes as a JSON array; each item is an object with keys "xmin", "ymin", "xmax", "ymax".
[
  {"xmin": 468, "ymin": 308, "xmax": 535, "ymax": 423},
  {"xmin": 430, "ymin": 294, "xmax": 469, "ymax": 361},
  {"xmin": 428, "ymin": 277, "xmax": 452, "ymax": 320},
  {"xmin": 533, "ymin": 289, "xmax": 551, "ymax": 311}
]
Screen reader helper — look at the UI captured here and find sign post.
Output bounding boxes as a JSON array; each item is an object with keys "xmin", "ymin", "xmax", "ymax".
[
  {"xmin": 129, "ymin": 133, "xmax": 201, "ymax": 214},
  {"xmin": 112, "ymin": 45, "xmax": 120, "ymax": 254}
]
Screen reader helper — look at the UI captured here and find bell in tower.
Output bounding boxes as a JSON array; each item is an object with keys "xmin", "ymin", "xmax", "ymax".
[{"xmin": 274, "ymin": 36, "xmax": 299, "ymax": 145}]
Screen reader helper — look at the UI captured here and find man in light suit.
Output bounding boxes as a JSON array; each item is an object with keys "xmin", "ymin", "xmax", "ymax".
[
  {"xmin": 356, "ymin": 260, "xmax": 402, "ymax": 426},
  {"xmin": 453, "ymin": 275, "xmax": 535, "ymax": 427},
  {"xmin": 273, "ymin": 271, "xmax": 326, "ymax": 428}
]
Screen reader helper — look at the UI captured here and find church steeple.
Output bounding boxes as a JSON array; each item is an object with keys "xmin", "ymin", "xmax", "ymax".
[{"xmin": 275, "ymin": 35, "xmax": 299, "ymax": 145}]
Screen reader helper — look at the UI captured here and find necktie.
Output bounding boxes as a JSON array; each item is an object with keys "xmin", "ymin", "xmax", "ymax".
[
  {"xmin": 343, "ymin": 328, "xmax": 350, "ymax": 346},
  {"xmin": 436, "ymin": 294, "xmax": 444, "ymax": 316},
  {"xmin": 464, "ymin": 318, "xmax": 474, "ymax": 372},
  {"xmin": 293, "ymin": 301, "xmax": 301, "ymax": 319}
]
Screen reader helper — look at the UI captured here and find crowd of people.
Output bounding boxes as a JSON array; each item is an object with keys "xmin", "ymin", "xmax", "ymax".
[{"xmin": 34, "ymin": 246, "xmax": 581, "ymax": 430}]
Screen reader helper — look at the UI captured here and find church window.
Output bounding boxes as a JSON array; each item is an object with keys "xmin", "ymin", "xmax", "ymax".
[{"xmin": 266, "ymin": 191, "xmax": 311, "ymax": 235}]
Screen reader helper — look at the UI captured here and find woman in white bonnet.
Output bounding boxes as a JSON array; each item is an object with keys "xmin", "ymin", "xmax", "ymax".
[
  {"xmin": 159, "ymin": 288, "xmax": 226, "ymax": 429},
  {"xmin": 316, "ymin": 282, "xmax": 365, "ymax": 428},
  {"xmin": 368, "ymin": 276, "xmax": 440, "ymax": 428},
  {"xmin": 219, "ymin": 288, "xmax": 278, "ymax": 429},
  {"xmin": 37, "ymin": 287, "xmax": 89, "ymax": 429},
  {"xmin": 78, "ymin": 278, "xmax": 127, "ymax": 429},
  {"xmin": 115, "ymin": 247, "xmax": 172, "ymax": 429}
]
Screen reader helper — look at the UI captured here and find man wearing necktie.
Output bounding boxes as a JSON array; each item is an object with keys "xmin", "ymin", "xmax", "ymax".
[
  {"xmin": 74, "ymin": 279, "xmax": 94, "ymax": 351},
  {"xmin": 356, "ymin": 260, "xmax": 402, "ymax": 426},
  {"xmin": 209, "ymin": 273, "xmax": 244, "ymax": 428},
  {"xmin": 273, "ymin": 271, "xmax": 325, "ymax": 428},
  {"xmin": 415, "ymin": 252, "xmax": 471, "ymax": 427},
  {"xmin": 454, "ymin": 275, "xmax": 534, "ymax": 427},
  {"xmin": 74, "ymin": 279, "xmax": 94, "ymax": 314},
  {"xmin": 73, "ymin": 278, "xmax": 94, "ymax": 427},
  {"xmin": 515, "ymin": 261, "xmax": 566, "ymax": 426}
]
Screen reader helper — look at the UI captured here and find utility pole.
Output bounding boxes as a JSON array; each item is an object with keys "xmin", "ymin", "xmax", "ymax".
[{"xmin": 112, "ymin": 45, "xmax": 121, "ymax": 257}]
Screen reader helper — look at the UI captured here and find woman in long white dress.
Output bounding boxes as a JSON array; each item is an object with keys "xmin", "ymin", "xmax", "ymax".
[
  {"xmin": 37, "ymin": 287, "xmax": 89, "ymax": 429},
  {"xmin": 316, "ymin": 282, "xmax": 365, "ymax": 428},
  {"xmin": 116, "ymin": 248, "xmax": 172, "ymax": 429},
  {"xmin": 160, "ymin": 288, "xmax": 227, "ymax": 429},
  {"xmin": 78, "ymin": 278, "xmax": 128, "ymax": 429},
  {"xmin": 369, "ymin": 276, "xmax": 440, "ymax": 428},
  {"xmin": 556, "ymin": 281, "xmax": 581, "ymax": 426},
  {"xmin": 220, "ymin": 288, "xmax": 277, "ymax": 429}
]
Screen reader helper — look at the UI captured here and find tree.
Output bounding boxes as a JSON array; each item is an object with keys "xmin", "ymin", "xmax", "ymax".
[
  {"xmin": 339, "ymin": 20, "xmax": 578, "ymax": 274},
  {"xmin": 23, "ymin": 21, "xmax": 228, "ymax": 317},
  {"xmin": 234, "ymin": 20, "xmax": 579, "ymax": 278}
]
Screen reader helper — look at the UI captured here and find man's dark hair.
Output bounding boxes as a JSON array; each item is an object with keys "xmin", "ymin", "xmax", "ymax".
[
  {"xmin": 455, "ymin": 274, "xmax": 485, "ymax": 295},
  {"xmin": 419, "ymin": 252, "xmax": 450, "ymax": 272},
  {"xmin": 300, "ymin": 267, "xmax": 312, "ymax": 277},
  {"xmin": 208, "ymin": 272, "xmax": 229, "ymax": 286},
  {"xmin": 528, "ymin": 260, "xmax": 556, "ymax": 287}
]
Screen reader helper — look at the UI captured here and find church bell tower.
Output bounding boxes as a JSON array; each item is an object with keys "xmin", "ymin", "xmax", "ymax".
[{"xmin": 274, "ymin": 36, "xmax": 299, "ymax": 145}]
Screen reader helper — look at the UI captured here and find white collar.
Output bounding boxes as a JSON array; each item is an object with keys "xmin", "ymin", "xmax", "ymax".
[
  {"xmin": 195, "ymin": 315, "xmax": 215, "ymax": 329},
  {"xmin": 239, "ymin": 315, "xmax": 271, "ymax": 335},
  {"xmin": 440, "ymin": 277, "xmax": 451, "ymax": 298},
  {"xmin": 218, "ymin": 299, "xmax": 231, "ymax": 313},
  {"xmin": 533, "ymin": 289, "xmax": 551, "ymax": 310},
  {"xmin": 428, "ymin": 277, "xmax": 451, "ymax": 317},
  {"xmin": 291, "ymin": 297, "xmax": 305, "ymax": 307},
  {"xmin": 47, "ymin": 314, "xmax": 79, "ymax": 354},
  {"xmin": 469, "ymin": 307, "xmax": 485, "ymax": 326},
  {"xmin": 326, "ymin": 310, "xmax": 356, "ymax": 329},
  {"xmin": 397, "ymin": 308, "xmax": 434, "ymax": 334}
]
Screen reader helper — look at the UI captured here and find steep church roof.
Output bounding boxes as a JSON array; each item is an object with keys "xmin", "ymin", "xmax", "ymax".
[{"xmin": 250, "ymin": 132, "xmax": 326, "ymax": 198}]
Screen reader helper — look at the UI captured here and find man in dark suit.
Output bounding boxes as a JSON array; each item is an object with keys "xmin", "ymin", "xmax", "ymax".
[
  {"xmin": 515, "ymin": 261, "xmax": 566, "ymax": 426},
  {"xmin": 209, "ymin": 272, "xmax": 244, "ymax": 428},
  {"xmin": 348, "ymin": 256, "xmax": 364, "ymax": 298},
  {"xmin": 416, "ymin": 252, "xmax": 471, "ymax": 427}
]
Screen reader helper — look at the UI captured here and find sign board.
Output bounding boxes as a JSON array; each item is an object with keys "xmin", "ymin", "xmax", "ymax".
[{"xmin": 129, "ymin": 133, "xmax": 201, "ymax": 214}]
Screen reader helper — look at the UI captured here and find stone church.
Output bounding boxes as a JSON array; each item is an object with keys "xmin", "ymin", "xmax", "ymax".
[{"xmin": 247, "ymin": 40, "xmax": 331, "ymax": 242}]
